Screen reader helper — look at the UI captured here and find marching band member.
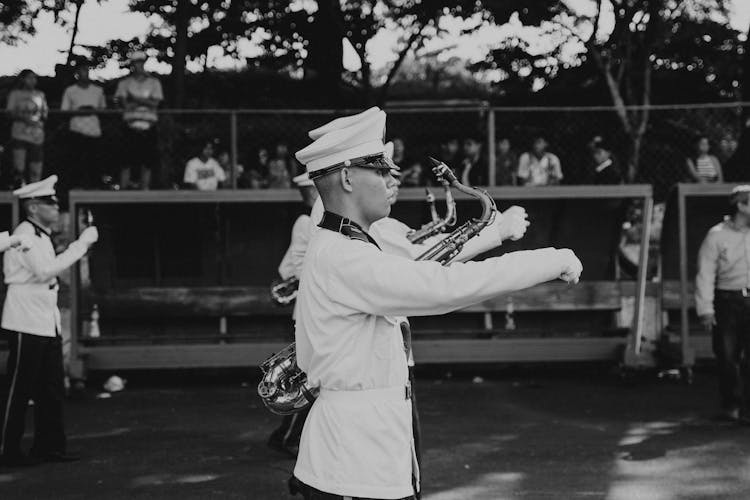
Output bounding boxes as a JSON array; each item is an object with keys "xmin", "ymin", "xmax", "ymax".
[
  {"xmin": 292, "ymin": 109, "xmax": 582, "ymax": 499},
  {"xmin": 0, "ymin": 175, "xmax": 99, "ymax": 467},
  {"xmin": 267, "ymin": 172, "xmax": 318, "ymax": 457}
]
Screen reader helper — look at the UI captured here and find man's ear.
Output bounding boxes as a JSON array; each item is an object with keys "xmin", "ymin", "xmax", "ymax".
[{"xmin": 340, "ymin": 168, "xmax": 354, "ymax": 193}]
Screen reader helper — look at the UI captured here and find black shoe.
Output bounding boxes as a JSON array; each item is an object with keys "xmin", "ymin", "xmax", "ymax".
[
  {"xmin": 0, "ymin": 453, "xmax": 41, "ymax": 468},
  {"xmin": 31, "ymin": 451, "xmax": 81, "ymax": 463}
]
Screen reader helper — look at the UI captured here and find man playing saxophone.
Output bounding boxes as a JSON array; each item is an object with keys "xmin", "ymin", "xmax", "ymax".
[
  {"xmin": 267, "ymin": 172, "xmax": 319, "ymax": 457},
  {"xmin": 291, "ymin": 109, "xmax": 582, "ymax": 499}
]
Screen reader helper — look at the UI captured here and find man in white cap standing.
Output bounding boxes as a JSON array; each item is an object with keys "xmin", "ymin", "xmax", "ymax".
[
  {"xmin": 292, "ymin": 109, "xmax": 582, "ymax": 499},
  {"xmin": 267, "ymin": 171, "xmax": 319, "ymax": 457},
  {"xmin": 0, "ymin": 175, "xmax": 99, "ymax": 467},
  {"xmin": 114, "ymin": 50, "xmax": 164, "ymax": 190}
]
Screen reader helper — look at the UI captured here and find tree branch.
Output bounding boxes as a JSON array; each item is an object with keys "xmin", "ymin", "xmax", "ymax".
[{"xmin": 378, "ymin": 19, "xmax": 427, "ymax": 103}]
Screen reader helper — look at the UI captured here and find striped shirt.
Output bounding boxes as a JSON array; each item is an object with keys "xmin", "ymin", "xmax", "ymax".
[{"xmin": 693, "ymin": 155, "xmax": 719, "ymax": 181}]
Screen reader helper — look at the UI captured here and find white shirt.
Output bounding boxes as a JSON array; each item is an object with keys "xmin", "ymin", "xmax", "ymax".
[
  {"xmin": 183, "ymin": 157, "xmax": 226, "ymax": 191},
  {"xmin": 0, "ymin": 232, "xmax": 11, "ymax": 253},
  {"xmin": 114, "ymin": 75, "xmax": 163, "ymax": 130},
  {"xmin": 2, "ymin": 221, "xmax": 88, "ymax": 337},
  {"xmin": 61, "ymin": 83, "xmax": 106, "ymax": 137},
  {"xmin": 278, "ymin": 214, "xmax": 312, "ymax": 280},
  {"xmin": 517, "ymin": 152, "xmax": 563, "ymax": 186},
  {"xmin": 293, "ymin": 223, "xmax": 569, "ymax": 498}
]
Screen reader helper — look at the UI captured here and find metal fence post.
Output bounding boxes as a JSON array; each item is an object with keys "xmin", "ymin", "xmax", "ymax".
[
  {"xmin": 230, "ymin": 111, "xmax": 238, "ymax": 189},
  {"xmin": 487, "ymin": 107, "xmax": 496, "ymax": 187}
]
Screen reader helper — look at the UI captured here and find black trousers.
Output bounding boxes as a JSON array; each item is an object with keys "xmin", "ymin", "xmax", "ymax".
[
  {"xmin": 269, "ymin": 407, "xmax": 309, "ymax": 447},
  {"xmin": 0, "ymin": 332, "xmax": 66, "ymax": 458},
  {"xmin": 713, "ymin": 291, "xmax": 750, "ymax": 412}
]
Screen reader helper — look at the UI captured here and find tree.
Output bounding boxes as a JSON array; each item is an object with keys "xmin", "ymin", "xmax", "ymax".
[
  {"xmin": 475, "ymin": 0, "xmax": 740, "ymax": 181},
  {"xmin": 724, "ymin": 18, "xmax": 750, "ymax": 181}
]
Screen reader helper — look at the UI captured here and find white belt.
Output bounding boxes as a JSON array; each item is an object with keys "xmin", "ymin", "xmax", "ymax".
[
  {"xmin": 319, "ymin": 384, "xmax": 411, "ymax": 404},
  {"xmin": 8, "ymin": 283, "xmax": 58, "ymax": 291}
]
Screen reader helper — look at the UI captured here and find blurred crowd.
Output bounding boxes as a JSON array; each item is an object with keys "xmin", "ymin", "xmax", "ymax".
[{"xmin": 1, "ymin": 54, "xmax": 734, "ymax": 194}]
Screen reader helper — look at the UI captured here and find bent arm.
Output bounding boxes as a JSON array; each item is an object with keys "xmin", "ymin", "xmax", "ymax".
[{"xmin": 22, "ymin": 241, "xmax": 88, "ymax": 282}]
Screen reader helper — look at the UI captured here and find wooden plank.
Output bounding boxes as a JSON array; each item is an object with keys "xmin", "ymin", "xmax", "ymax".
[
  {"xmin": 662, "ymin": 280, "xmax": 695, "ymax": 309},
  {"xmin": 75, "ymin": 337, "xmax": 626, "ymax": 369},
  {"xmin": 69, "ymin": 185, "xmax": 653, "ymax": 205},
  {"xmin": 87, "ymin": 280, "xmax": 642, "ymax": 318}
]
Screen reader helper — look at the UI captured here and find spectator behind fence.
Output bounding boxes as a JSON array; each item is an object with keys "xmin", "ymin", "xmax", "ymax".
[
  {"xmin": 5, "ymin": 69, "xmax": 48, "ymax": 187},
  {"xmin": 517, "ymin": 136, "xmax": 563, "ymax": 186},
  {"xmin": 114, "ymin": 51, "xmax": 163, "ymax": 190},
  {"xmin": 266, "ymin": 142, "xmax": 292, "ymax": 188},
  {"xmin": 439, "ymin": 137, "xmax": 461, "ymax": 168},
  {"xmin": 459, "ymin": 135, "xmax": 487, "ymax": 186},
  {"xmin": 495, "ymin": 137, "xmax": 517, "ymax": 185},
  {"xmin": 686, "ymin": 135, "xmax": 723, "ymax": 183},
  {"xmin": 60, "ymin": 60, "xmax": 106, "ymax": 189},
  {"xmin": 183, "ymin": 140, "xmax": 226, "ymax": 190},
  {"xmin": 217, "ymin": 149, "xmax": 243, "ymax": 188},
  {"xmin": 589, "ymin": 140, "xmax": 623, "ymax": 185}
]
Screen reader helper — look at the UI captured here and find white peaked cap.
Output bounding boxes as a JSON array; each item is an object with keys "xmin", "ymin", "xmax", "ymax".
[
  {"xmin": 13, "ymin": 175, "xmax": 58, "ymax": 199},
  {"xmin": 296, "ymin": 110, "xmax": 387, "ymax": 177},
  {"xmin": 292, "ymin": 172, "xmax": 314, "ymax": 187},
  {"xmin": 308, "ymin": 107, "xmax": 382, "ymax": 140},
  {"xmin": 383, "ymin": 141, "xmax": 401, "ymax": 177}
]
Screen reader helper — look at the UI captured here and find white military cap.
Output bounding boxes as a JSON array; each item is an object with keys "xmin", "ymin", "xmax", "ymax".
[
  {"xmin": 292, "ymin": 172, "xmax": 314, "ymax": 187},
  {"xmin": 308, "ymin": 107, "xmax": 382, "ymax": 140},
  {"xmin": 296, "ymin": 109, "xmax": 388, "ymax": 180},
  {"xmin": 13, "ymin": 175, "xmax": 58, "ymax": 201},
  {"xmin": 383, "ymin": 141, "xmax": 401, "ymax": 177}
]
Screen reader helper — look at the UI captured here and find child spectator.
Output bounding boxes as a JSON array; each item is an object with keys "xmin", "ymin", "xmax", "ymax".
[
  {"xmin": 5, "ymin": 69, "xmax": 48, "ymax": 186},
  {"xmin": 517, "ymin": 136, "xmax": 563, "ymax": 186},
  {"xmin": 183, "ymin": 140, "xmax": 226, "ymax": 190},
  {"xmin": 495, "ymin": 137, "xmax": 517, "ymax": 185},
  {"xmin": 267, "ymin": 142, "xmax": 292, "ymax": 188},
  {"xmin": 459, "ymin": 136, "xmax": 487, "ymax": 186},
  {"xmin": 686, "ymin": 135, "xmax": 723, "ymax": 183}
]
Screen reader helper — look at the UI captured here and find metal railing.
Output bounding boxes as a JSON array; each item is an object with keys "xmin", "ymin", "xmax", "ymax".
[{"xmin": 0, "ymin": 103, "xmax": 745, "ymax": 200}]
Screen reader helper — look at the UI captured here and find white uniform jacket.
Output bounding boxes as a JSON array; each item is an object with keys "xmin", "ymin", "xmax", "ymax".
[
  {"xmin": 311, "ymin": 198, "xmax": 503, "ymax": 262},
  {"xmin": 0, "ymin": 232, "xmax": 12, "ymax": 253},
  {"xmin": 293, "ymin": 220, "xmax": 570, "ymax": 498},
  {"xmin": 278, "ymin": 214, "xmax": 312, "ymax": 280},
  {"xmin": 2, "ymin": 220, "xmax": 88, "ymax": 337}
]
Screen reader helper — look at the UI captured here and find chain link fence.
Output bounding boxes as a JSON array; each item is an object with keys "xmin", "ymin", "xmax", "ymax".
[{"xmin": 0, "ymin": 104, "xmax": 745, "ymax": 201}]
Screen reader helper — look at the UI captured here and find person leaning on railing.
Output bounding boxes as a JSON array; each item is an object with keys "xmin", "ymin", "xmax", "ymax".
[
  {"xmin": 113, "ymin": 51, "xmax": 163, "ymax": 190},
  {"xmin": 60, "ymin": 59, "xmax": 107, "ymax": 190},
  {"xmin": 5, "ymin": 69, "xmax": 48, "ymax": 188}
]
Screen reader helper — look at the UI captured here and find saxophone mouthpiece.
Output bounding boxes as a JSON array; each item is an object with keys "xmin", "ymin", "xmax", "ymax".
[{"xmin": 427, "ymin": 156, "xmax": 443, "ymax": 167}]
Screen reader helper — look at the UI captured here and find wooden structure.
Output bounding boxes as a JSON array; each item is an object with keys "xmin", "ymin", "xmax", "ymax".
[
  {"xmin": 660, "ymin": 183, "xmax": 746, "ymax": 366},
  {"xmin": 68, "ymin": 186, "xmax": 653, "ymax": 374}
]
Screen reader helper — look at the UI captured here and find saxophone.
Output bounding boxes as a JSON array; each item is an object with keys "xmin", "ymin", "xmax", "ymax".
[
  {"xmin": 270, "ymin": 277, "xmax": 299, "ymax": 306},
  {"xmin": 406, "ymin": 178, "xmax": 457, "ymax": 244},
  {"xmin": 257, "ymin": 157, "xmax": 497, "ymax": 415}
]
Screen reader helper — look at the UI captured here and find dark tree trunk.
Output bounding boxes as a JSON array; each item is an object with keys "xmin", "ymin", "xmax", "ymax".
[
  {"xmin": 66, "ymin": 0, "xmax": 83, "ymax": 65},
  {"xmin": 304, "ymin": 0, "xmax": 344, "ymax": 105},
  {"xmin": 725, "ymin": 18, "xmax": 750, "ymax": 181},
  {"xmin": 171, "ymin": 0, "xmax": 189, "ymax": 108}
]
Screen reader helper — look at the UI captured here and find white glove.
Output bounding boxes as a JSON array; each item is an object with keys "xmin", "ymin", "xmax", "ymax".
[
  {"xmin": 79, "ymin": 226, "xmax": 99, "ymax": 246},
  {"xmin": 9, "ymin": 234, "xmax": 34, "ymax": 252},
  {"xmin": 497, "ymin": 205, "xmax": 530, "ymax": 242},
  {"xmin": 557, "ymin": 248, "xmax": 583, "ymax": 284}
]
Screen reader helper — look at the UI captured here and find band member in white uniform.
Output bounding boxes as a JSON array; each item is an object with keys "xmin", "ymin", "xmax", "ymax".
[
  {"xmin": 0, "ymin": 175, "xmax": 99, "ymax": 467},
  {"xmin": 292, "ymin": 109, "xmax": 582, "ymax": 499},
  {"xmin": 268, "ymin": 172, "xmax": 319, "ymax": 457}
]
